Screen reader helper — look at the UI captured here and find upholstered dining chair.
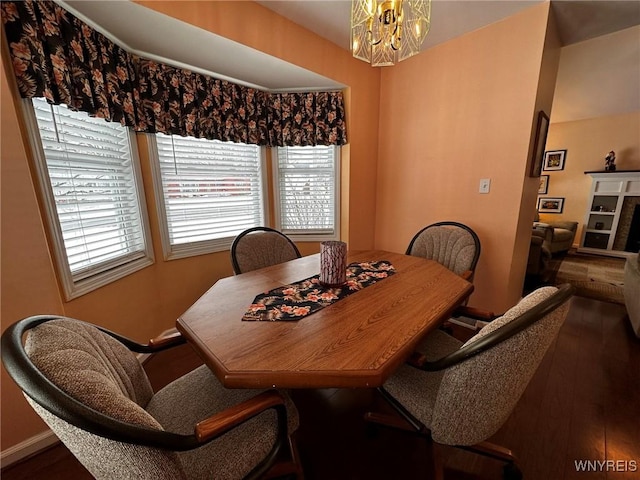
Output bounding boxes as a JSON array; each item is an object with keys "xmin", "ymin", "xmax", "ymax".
[
  {"xmin": 365, "ymin": 284, "xmax": 574, "ymax": 480},
  {"xmin": 406, "ymin": 222, "xmax": 481, "ymax": 282},
  {"xmin": 231, "ymin": 227, "xmax": 302, "ymax": 275},
  {"xmin": 1, "ymin": 315, "xmax": 302, "ymax": 480}
]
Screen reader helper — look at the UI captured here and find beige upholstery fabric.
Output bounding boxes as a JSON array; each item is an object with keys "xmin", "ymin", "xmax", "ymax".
[
  {"xmin": 25, "ymin": 320, "xmax": 156, "ymax": 426},
  {"xmin": 24, "ymin": 319, "xmax": 299, "ymax": 480},
  {"xmin": 533, "ymin": 217, "xmax": 578, "ymax": 254},
  {"xmin": 527, "ymin": 232, "xmax": 551, "ymax": 278},
  {"xmin": 148, "ymin": 365, "xmax": 299, "ymax": 480},
  {"xmin": 27, "ymin": 398, "xmax": 186, "ymax": 480},
  {"xmin": 408, "ymin": 226, "xmax": 477, "ymax": 276},
  {"xmin": 384, "ymin": 330, "xmax": 462, "ymax": 427},
  {"xmin": 233, "ymin": 231, "xmax": 299, "ymax": 273},
  {"xmin": 624, "ymin": 253, "xmax": 640, "ymax": 338},
  {"xmin": 383, "ymin": 286, "xmax": 570, "ymax": 446}
]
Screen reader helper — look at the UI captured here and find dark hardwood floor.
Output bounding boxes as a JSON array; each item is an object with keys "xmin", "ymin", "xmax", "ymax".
[{"xmin": 2, "ymin": 296, "xmax": 638, "ymax": 479}]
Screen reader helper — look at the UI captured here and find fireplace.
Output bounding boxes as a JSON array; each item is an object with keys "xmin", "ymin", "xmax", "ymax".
[
  {"xmin": 625, "ymin": 204, "xmax": 640, "ymax": 253},
  {"xmin": 613, "ymin": 196, "xmax": 640, "ymax": 253}
]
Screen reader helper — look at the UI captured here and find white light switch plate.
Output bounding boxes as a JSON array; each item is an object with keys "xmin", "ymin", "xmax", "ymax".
[{"xmin": 479, "ymin": 178, "xmax": 491, "ymax": 194}]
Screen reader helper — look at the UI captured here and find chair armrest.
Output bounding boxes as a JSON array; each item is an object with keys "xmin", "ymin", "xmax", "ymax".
[
  {"xmin": 95, "ymin": 324, "xmax": 186, "ymax": 354},
  {"xmin": 194, "ymin": 390, "xmax": 287, "ymax": 443},
  {"xmin": 529, "ymin": 235, "xmax": 544, "ymax": 251},
  {"xmin": 148, "ymin": 331, "xmax": 185, "ymax": 350},
  {"xmin": 530, "ymin": 235, "xmax": 544, "ymax": 247},
  {"xmin": 533, "ymin": 224, "xmax": 554, "ymax": 243},
  {"xmin": 459, "ymin": 270, "xmax": 473, "ymax": 281},
  {"xmin": 547, "ymin": 221, "xmax": 578, "ymax": 233},
  {"xmin": 451, "ymin": 305, "xmax": 496, "ymax": 321},
  {"xmin": 410, "ymin": 284, "xmax": 575, "ymax": 372}
]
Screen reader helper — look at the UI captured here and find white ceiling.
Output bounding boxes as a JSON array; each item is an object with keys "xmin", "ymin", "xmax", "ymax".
[
  {"xmin": 61, "ymin": 0, "xmax": 345, "ymax": 91},
  {"xmin": 256, "ymin": 0, "xmax": 543, "ymax": 52},
  {"xmin": 256, "ymin": 1, "xmax": 640, "ymax": 50},
  {"xmin": 61, "ymin": 0, "xmax": 640, "ymax": 122}
]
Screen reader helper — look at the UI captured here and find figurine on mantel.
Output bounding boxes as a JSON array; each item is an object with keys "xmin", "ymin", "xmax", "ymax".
[{"xmin": 605, "ymin": 150, "xmax": 616, "ymax": 171}]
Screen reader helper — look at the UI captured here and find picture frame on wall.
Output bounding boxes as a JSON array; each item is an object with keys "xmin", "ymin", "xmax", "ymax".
[
  {"xmin": 537, "ymin": 197, "xmax": 564, "ymax": 214},
  {"xmin": 529, "ymin": 110, "xmax": 550, "ymax": 177},
  {"xmin": 543, "ymin": 149, "xmax": 567, "ymax": 171},
  {"xmin": 538, "ymin": 175, "xmax": 549, "ymax": 194}
]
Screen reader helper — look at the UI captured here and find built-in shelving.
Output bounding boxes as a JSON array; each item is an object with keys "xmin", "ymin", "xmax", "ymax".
[{"xmin": 579, "ymin": 171, "xmax": 640, "ymax": 258}]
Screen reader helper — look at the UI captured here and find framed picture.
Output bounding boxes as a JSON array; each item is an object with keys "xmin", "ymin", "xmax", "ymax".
[
  {"xmin": 537, "ymin": 197, "xmax": 564, "ymax": 214},
  {"xmin": 538, "ymin": 175, "xmax": 549, "ymax": 194},
  {"xmin": 529, "ymin": 110, "xmax": 550, "ymax": 177},
  {"xmin": 543, "ymin": 150, "xmax": 566, "ymax": 171}
]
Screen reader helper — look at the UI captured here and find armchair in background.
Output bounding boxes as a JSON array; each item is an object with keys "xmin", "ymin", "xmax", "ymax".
[
  {"xmin": 624, "ymin": 253, "xmax": 640, "ymax": 338},
  {"xmin": 406, "ymin": 221, "xmax": 481, "ymax": 281},
  {"xmin": 527, "ymin": 229, "xmax": 552, "ymax": 282},
  {"xmin": 231, "ymin": 227, "xmax": 301, "ymax": 275},
  {"xmin": 533, "ymin": 212, "xmax": 578, "ymax": 255}
]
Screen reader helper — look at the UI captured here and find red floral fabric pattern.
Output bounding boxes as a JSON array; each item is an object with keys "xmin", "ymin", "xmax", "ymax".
[
  {"xmin": 1, "ymin": 0, "xmax": 347, "ymax": 147},
  {"xmin": 242, "ymin": 261, "xmax": 396, "ymax": 322}
]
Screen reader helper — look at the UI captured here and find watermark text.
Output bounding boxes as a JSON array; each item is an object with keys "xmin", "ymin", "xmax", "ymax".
[{"xmin": 574, "ymin": 459, "xmax": 637, "ymax": 472}]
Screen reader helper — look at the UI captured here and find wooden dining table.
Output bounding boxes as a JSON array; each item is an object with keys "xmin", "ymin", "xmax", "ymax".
[{"xmin": 176, "ymin": 250, "xmax": 473, "ymax": 389}]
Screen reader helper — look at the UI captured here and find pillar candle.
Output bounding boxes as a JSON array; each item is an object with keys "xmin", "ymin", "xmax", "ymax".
[{"xmin": 320, "ymin": 241, "xmax": 347, "ymax": 287}]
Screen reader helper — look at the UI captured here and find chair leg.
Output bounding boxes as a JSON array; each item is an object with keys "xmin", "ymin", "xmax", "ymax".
[
  {"xmin": 367, "ymin": 390, "xmax": 522, "ymax": 479},
  {"xmin": 364, "ymin": 411, "xmax": 418, "ymax": 433},
  {"xmin": 288, "ymin": 435, "xmax": 305, "ymax": 480},
  {"xmin": 374, "ymin": 387, "xmax": 428, "ymax": 434},
  {"xmin": 365, "ymin": 388, "xmax": 447, "ymax": 479},
  {"xmin": 263, "ymin": 435, "xmax": 304, "ymax": 479}
]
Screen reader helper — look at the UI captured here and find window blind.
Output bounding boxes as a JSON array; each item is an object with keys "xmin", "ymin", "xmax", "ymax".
[
  {"xmin": 155, "ymin": 133, "xmax": 264, "ymax": 246},
  {"xmin": 276, "ymin": 146, "xmax": 336, "ymax": 234},
  {"xmin": 32, "ymin": 98, "xmax": 148, "ymax": 280}
]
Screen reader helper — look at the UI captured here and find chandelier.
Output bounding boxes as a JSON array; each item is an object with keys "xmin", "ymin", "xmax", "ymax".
[{"xmin": 351, "ymin": 0, "xmax": 431, "ymax": 67}]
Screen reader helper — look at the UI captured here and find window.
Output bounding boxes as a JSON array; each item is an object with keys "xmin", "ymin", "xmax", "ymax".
[
  {"xmin": 25, "ymin": 98, "xmax": 153, "ymax": 300},
  {"xmin": 149, "ymin": 133, "xmax": 266, "ymax": 259},
  {"xmin": 274, "ymin": 146, "xmax": 340, "ymax": 241}
]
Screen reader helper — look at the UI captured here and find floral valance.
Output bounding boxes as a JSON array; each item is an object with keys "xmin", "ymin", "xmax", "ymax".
[{"xmin": 1, "ymin": 0, "xmax": 347, "ymax": 146}]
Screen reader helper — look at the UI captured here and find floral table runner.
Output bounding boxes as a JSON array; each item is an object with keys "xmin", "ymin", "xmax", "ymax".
[{"xmin": 242, "ymin": 261, "xmax": 396, "ymax": 321}]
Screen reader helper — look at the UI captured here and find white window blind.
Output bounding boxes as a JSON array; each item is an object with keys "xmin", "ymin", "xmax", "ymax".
[
  {"xmin": 29, "ymin": 97, "xmax": 152, "ymax": 298},
  {"xmin": 152, "ymin": 133, "xmax": 265, "ymax": 257},
  {"xmin": 275, "ymin": 146, "xmax": 339, "ymax": 239}
]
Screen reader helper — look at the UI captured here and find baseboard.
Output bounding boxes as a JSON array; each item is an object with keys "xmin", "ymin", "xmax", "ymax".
[
  {"xmin": 1, "ymin": 326, "xmax": 179, "ymax": 468},
  {"xmin": 0, "ymin": 429, "xmax": 60, "ymax": 468}
]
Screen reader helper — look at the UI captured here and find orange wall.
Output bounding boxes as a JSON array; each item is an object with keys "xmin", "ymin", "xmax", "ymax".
[
  {"xmin": 514, "ymin": 5, "xmax": 562, "ymax": 295},
  {"xmin": 1, "ymin": 1, "xmax": 381, "ymax": 452},
  {"xmin": 1, "ymin": 54, "xmax": 66, "ymax": 451},
  {"xmin": 374, "ymin": 2, "xmax": 558, "ymax": 311},
  {"xmin": 541, "ymin": 111, "xmax": 640, "ymax": 241}
]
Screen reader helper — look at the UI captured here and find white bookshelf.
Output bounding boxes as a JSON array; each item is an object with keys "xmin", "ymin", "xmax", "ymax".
[{"xmin": 578, "ymin": 171, "xmax": 640, "ymax": 258}]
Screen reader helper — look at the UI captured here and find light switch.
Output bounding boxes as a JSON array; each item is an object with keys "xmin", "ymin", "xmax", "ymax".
[{"xmin": 479, "ymin": 178, "xmax": 491, "ymax": 194}]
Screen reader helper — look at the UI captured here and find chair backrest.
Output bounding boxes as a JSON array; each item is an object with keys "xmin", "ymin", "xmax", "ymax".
[
  {"xmin": 429, "ymin": 285, "xmax": 572, "ymax": 446},
  {"xmin": 231, "ymin": 227, "xmax": 301, "ymax": 274},
  {"xmin": 1, "ymin": 316, "xmax": 199, "ymax": 479},
  {"xmin": 406, "ymin": 222, "xmax": 481, "ymax": 277}
]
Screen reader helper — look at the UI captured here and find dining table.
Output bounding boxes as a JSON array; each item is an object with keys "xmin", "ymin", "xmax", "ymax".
[{"xmin": 176, "ymin": 249, "xmax": 473, "ymax": 389}]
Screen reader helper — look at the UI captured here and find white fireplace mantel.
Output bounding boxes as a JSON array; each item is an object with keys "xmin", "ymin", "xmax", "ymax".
[{"xmin": 578, "ymin": 170, "xmax": 640, "ymax": 258}]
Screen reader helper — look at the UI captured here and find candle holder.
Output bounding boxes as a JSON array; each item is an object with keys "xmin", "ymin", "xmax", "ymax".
[{"xmin": 320, "ymin": 241, "xmax": 347, "ymax": 287}]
